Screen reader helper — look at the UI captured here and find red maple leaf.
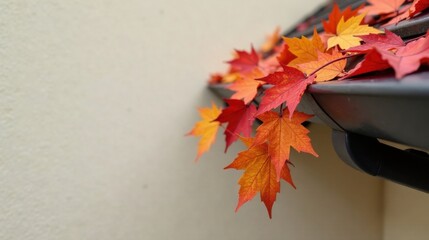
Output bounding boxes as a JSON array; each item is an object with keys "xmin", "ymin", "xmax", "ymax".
[
  {"xmin": 277, "ymin": 44, "xmax": 297, "ymax": 66},
  {"xmin": 345, "ymin": 32, "xmax": 429, "ymax": 79},
  {"xmin": 385, "ymin": 0, "xmax": 429, "ymax": 26},
  {"xmin": 346, "ymin": 30, "xmax": 405, "ymax": 53},
  {"xmin": 216, "ymin": 99, "xmax": 257, "ymax": 152},
  {"xmin": 256, "ymin": 66, "xmax": 315, "ymax": 118},
  {"xmin": 382, "ymin": 33, "xmax": 429, "ymax": 78},
  {"xmin": 227, "ymin": 46, "xmax": 260, "ymax": 74},
  {"xmin": 344, "ymin": 48, "xmax": 391, "ymax": 78}
]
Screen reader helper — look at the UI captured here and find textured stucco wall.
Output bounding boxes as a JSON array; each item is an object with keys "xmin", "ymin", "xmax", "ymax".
[{"xmin": 0, "ymin": 0, "xmax": 385, "ymax": 239}]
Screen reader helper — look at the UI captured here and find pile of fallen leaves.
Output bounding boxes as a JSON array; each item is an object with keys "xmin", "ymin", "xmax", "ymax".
[{"xmin": 188, "ymin": 0, "xmax": 429, "ymax": 218}]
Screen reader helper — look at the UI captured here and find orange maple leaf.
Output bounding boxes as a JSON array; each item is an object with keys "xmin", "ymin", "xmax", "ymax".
[
  {"xmin": 222, "ymin": 72, "xmax": 240, "ymax": 83},
  {"xmin": 283, "ymin": 29, "xmax": 325, "ymax": 67},
  {"xmin": 327, "ymin": 14, "xmax": 383, "ymax": 50},
  {"xmin": 253, "ymin": 110, "xmax": 318, "ymax": 181},
  {"xmin": 323, "ymin": 3, "xmax": 362, "ymax": 34},
  {"xmin": 359, "ymin": 0, "xmax": 406, "ymax": 16},
  {"xmin": 225, "ymin": 138, "xmax": 295, "ymax": 218},
  {"xmin": 298, "ymin": 48, "xmax": 346, "ymax": 82},
  {"xmin": 187, "ymin": 103, "xmax": 222, "ymax": 161},
  {"xmin": 261, "ymin": 26, "xmax": 281, "ymax": 53},
  {"xmin": 227, "ymin": 69, "xmax": 265, "ymax": 104}
]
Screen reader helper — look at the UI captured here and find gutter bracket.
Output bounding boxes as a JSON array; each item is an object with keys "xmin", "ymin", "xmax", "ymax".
[{"xmin": 332, "ymin": 130, "xmax": 429, "ymax": 192}]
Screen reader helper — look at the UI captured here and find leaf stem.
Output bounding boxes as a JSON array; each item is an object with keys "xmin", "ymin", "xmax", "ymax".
[
  {"xmin": 280, "ymin": 103, "xmax": 285, "ymax": 116},
  {"xmin": 307, "ymin": 53, "xmax": 364, "ymax": 78},
  {"xmin": 219, "ymin": 124, "xmax": 244, "ymax": 140}
]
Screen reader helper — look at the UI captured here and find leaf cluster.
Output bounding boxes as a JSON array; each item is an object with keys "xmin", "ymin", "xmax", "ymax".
[{"xmin": 189, "ymin": 0, "xmax": 429, "ymax": 218}]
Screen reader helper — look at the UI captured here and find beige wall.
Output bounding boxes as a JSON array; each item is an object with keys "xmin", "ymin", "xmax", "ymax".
[
  {"xmin": 1, "ymin": 0, "xmax": 424, "ymax": 239},
  {"xmin": 383, "ymin": 183, "xmax": 429, "ymax": 240}
]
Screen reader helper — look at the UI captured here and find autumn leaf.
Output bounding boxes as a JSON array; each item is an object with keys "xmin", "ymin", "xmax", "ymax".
[
  {"xmin": 344, "ymin": 48, "xmax": 391, "ymax": 79},
  {"xmin": 261, "ymin": 26, "xmax": 281, "ymax": 53},
  {"xmin": 298, "ymin": 48, "xmax": 346, "ymax": 82},
  {"xmin": 259, "ymin": 53, "xmax": 283, "ymax": 74},
  {"xmin": 345, "ymin": 33, "xmax": 429, "ymax": 79},
  {"xmin": 216, "ymin": 99, "xmax": 257, "ymax": 152},
  {"xmin": 227, "ymin": 46, "xmax": 260, "ymax": 74},
  {"xmin": 225, "ymin": 138, "xmax": 295, "ymax": 218},
  {"xmin": 284, "ymin": 29, "xmax": 325, "ymax": 67},
  {"xmin": 323, "ymin": 3, "xmax": 362, "ymax": 34},
  {"xmin": 385, "ymin": 0, "xmax": 429, "ymax": 26},
  {"xmin": 227, "ymin": 69, "xmax": 265, "ymax": 104},
  {"xmin": 256, "ymin": 66, "xmax": 315, "ymax": 118},
  {"xmin": 327, "ymin": 14, "xmax": 383, "ymax": 50},
  {"xmin": 381, "ymin": 33, "xmax": 429, "ymax": 78},
  {"xmin": 346, "ymin": 30, "xmax": 405, "ymax": 53},
  {"xmin": 359, "ymin": 0, "xmax": 406, "ymax": 16},
  {"xmin": 277, "ymin": 44, "xmax": 297, "ymax": 66},
  {"xmin": 208, "ymin": 73, "xmax": 224, "ymax": 84},
  {"xmin": 252, "ymin": 109, "xmax": 318, "ymax": 181},
  {"xmin": 222, "ymin": 72, "xmax": 240, "ymax": 83},
  {"xmin": 187, "ymin": 103, "xmax": 222, "ymax": 161}
]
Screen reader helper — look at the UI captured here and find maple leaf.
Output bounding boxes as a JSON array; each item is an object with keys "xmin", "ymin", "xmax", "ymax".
[
  {"xmin": 360, "ymin": 0, "xmax": 406, "ymax": 16},
  {"xmin": 344, "ymin": 48, "xmax": 391, "ymax": 79},
  {"xmin": 252, "ymin": 110, "xmax": 318, "ymax": 181},
  {"xmin": 382, "ymin": 33, "xmax": 429, "ymax": 78},
  {"xmin": 323, "ymin": 3, "xmax": 362, "ymax": 34},
  {"xmin": 256, "ymin": 66, "xmax": 315, "ymax": 118},
  {"xmin": 225, "ymin": 138, "xmax": 295, "ymax": 218},
  {"xmin": 208, "ymin": 72, "xmax": 224, "ymax": 84},
  {"xmin": 261, "ymin": 26, "xmax": 281, "ymax": 53},
  {"xmin": 222, "ymin": 72, "xmax": 240, "ymax": 83},
  {"xmin": 227, "ymin": 69, "xmax": 265, "ymax": 104},
  {"xmin": 277, "ymin": 44, "xmax": 297, "ymax": 66},
  {"xmin": 345, "ymin": 34, "xmax": 429, "ymax": 79},
  {"xmin": 385, "ymin": 0, "xmax": 429, "ymax": 26},
  {"xmin": 259, "ymin": 53, "xmax": 282, "ymax": 74},
  {"xmin": 187, "ymin": 103, "xmax": 222, "ymax": 161},
  {"xmin": 298, "ymin": 48, "xmax": 346, "ymax": 82},
  {"xmin": 227, "ymin": 46, "xmax": 260, "ymax": 74},
  {"xmin": 346, "ymin": 30, "xmax": 405, "ymax": 53},
  {"xmin": 284, "ymin": 29, "xmax": 325, "ymax": 67},
  {"xmin": 327, "ymin": 14, "xmax": 383, "ymax": 50},
  {"xmin": 216, "ymin": 99, "xmax": 257, "ymax": 152}
]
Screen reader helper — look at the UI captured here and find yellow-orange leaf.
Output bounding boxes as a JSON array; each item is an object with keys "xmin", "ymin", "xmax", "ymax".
[
  {"xmin": 225, "ymin": 138, "xmax": 295, "ymax": 218},
  {"xmin": 187, "ymin": 103, "xmax": 222, "ymax": 161},
  {"xmin": 261, "ymin": 26, "xmax": 281, "ymax": 53},
  {"xmin": 253, "ymin": 110, "xmax": 318, "ymax": 180},
  {"xmin": 323, "ymin": 3, "xmax": 363, "ymax": 34},
  {"xmin": 227, "ymin": 69, "xmax": 265, "ymax": 104},
  {"xmin": 298, "ymin": 48, "xmax": 346, "ymax": 82},
  {"xmin": 284, "ymin": 29, "xmax": 325, "ymax": 67},
  {"xmin": 327, "ymin": 14, "xmax": 383, "ymax": 50},
  {"xmin": 222, "ymin": 72, "xmax": 240, "ymax": 83}
]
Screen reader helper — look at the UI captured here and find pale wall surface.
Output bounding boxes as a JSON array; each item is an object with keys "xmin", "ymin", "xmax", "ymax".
[
  {"xmin": 383, "ymin": 182, "xmax": 429, "ymax": 240},
  {"xmin": 1, "ymin": 0, "xmax": 384, "ymax": 239}
]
